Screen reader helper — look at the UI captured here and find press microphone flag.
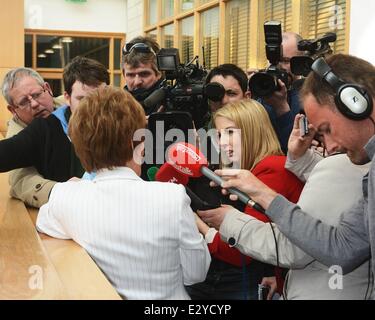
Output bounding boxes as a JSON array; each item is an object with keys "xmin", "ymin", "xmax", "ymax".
[
  {"xmin": 167, "ymin": 142, "xmax": 266, "ymax": 214},
  {"xmin": 155, "ymin": 162, "xmax": 189, "ymax": 185}
]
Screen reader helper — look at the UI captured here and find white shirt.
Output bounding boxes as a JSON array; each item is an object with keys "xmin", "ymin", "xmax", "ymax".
[{"xmin": 37, "ymin": 167, "xmax": 210, "ymax": 300}]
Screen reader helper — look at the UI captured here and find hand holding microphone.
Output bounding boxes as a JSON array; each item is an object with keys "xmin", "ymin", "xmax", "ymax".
[{"xmin": 167, "ymin": 142, "xmax": 267, "ymax": 214}]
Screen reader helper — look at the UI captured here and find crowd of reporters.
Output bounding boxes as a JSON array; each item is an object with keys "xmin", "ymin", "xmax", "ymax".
[{"xmin": 1, "ymin": 25, "xmax": 374, "ymax": 300}]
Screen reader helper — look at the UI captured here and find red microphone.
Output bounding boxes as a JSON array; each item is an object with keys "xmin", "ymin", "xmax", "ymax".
[
  {"xmin": 167, "ymin": 142, "xmax": 265, "ymax": 213},
  {"xmin": 155, "ymin": 162, "xmax": 189, "ymax": 185}
]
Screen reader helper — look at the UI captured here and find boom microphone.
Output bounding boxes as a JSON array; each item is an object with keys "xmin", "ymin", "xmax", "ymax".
[
  {"xmin": 142, "ymin": 88, "xmax": 166, "ymax": 110},
  {"xmin": 167, "ymin": 142, "xmax": 266, "ymax": 214}
]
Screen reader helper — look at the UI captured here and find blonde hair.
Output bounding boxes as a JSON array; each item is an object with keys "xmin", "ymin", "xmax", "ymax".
[
  {"xmin": 69, "ymin": 86, "xmax": 146, "ymax": 172},
  {"xmin": 213, "ymin": 100, "xmax": 283, "ymax": 170}
]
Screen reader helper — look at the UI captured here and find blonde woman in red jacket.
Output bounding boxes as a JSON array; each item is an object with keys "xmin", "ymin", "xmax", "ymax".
[{"xmin": 188, "ymin": 100, "xmax": 304, "ymax": 300}]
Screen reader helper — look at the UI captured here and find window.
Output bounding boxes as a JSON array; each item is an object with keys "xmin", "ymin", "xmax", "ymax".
[
  {"xmin": 264, "ymin": 0, "xmax": 292, "ymax": 31},
  {"xmin": 148, "ymin": 0, "xmax": 158, "ymax": 25},
  {"xmin": 25, "ymin": 30, "xmax": 125, "ymax": 95},
  {"xmin": 162, "ymin": 0, "xmax": 174, "ymax": 20},
  {"xmin": 25, "ymin": 35, "xmax": 33, "ymax": 68},
  {"xmin": 161, "ymin": 24, "xmax": 175, "ymax": 48},
  {"xmin": 307, "ymin": 0, "xmax": 347, "ymax": 53},
  {"xmin": 36, "ymin": 36, "xmax": 110, "ymax": 69},
  {"xmin": 200, "ymin": 0, "xmax": 214, "ymax": 5},
  {"xmin": 180, "ymin": 0, "xmax": 194, "ymax": 12},
  {"xmin": 225, "ymin": 0, "xmax": 252, "ymax": 71},
  {"xmin": 201, "ymin": 7, "xmax": 220, "ymax": 69},
  {"xmin": 144, "ymin": 0, "xmax": 350, "ymax": 71},
  {"xmin": 146, "ymin": 29, "xmax": 158, "ymax": 43},
  {"xmin": 180, "ymin": 16, "xmax": 194, "ymax": 64}
]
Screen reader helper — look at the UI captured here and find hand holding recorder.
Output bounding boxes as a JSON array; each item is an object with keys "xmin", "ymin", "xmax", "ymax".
[{"xmin": 287, "ymin": 114, "xmax": 316, "ymax": 160}]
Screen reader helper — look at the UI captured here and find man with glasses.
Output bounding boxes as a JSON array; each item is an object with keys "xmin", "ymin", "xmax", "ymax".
[
  {"xmin": 1, "ymin": 68, "xmax": 65, "ymax": 207},
  {"xmin": 0, "ymin": 57, "xmax": 110, "ymax": 207},
  {"xmin": 122, "ymin": 36, "xmax": 163, "ymax": 115}
]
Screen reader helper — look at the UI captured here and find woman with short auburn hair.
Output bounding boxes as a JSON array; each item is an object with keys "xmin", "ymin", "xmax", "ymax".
[
  {"xmin": 69, "ymin": 86, "xmax": 146, "ymax": 173},
  {"xmin": 37, "ymin": 86, "xmax": 210, "ymax": 300}
]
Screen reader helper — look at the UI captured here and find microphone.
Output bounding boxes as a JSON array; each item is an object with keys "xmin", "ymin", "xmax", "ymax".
[
  {"xmin": 147, "ymin": 166, "xmax": 159, "ymax": 181},
  {"xmin": 167, "ymin": 142, "xmax": 266, "ymax": 214},
  {"xmin": 155, "ymin": 162, "xmax": 189, "ymax": 185},
  {"xmin": 320, "ymin": 32, "xmax": 337, "ymax": 43},
  {"xmin": 142, "ymin": 88, "xmax": 166, "ymax": 110},
  {"xmin": 155, "ymin": 162, "xmax": 220, "ymax": 211}
]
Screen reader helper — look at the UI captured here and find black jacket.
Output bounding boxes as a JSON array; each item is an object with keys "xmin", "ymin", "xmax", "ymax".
[{"xmin": 0, "ymin": 114, "xmax": 84, "ymax": 182}]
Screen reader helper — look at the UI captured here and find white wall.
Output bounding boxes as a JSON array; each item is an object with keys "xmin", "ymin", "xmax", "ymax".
[
  {"xmin": 349, "ymin": 0, "xmax": 375, "ymax": 64},
  {"xmin": 24, "ymin": 0, "xmax": 127, "ymax": 34},
  {"xmin": 126, "ymin": 0, "xmax": 143, "ymax": 41}
]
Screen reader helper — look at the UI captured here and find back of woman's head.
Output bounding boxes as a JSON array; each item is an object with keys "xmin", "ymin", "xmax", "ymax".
[
  {"xmin": 69, "ymin": 86, "xmax": 146, "ymax": 172},
  {"xmin": 213, "ymin": 100, "xmax": 283, "ymax": 170}
]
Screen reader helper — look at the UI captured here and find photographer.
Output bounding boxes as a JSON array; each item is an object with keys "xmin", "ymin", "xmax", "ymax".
[
  {"xmin": 122, "ymin": 36, "xmax": 164, "ymax": 115},
  {"xmin": 255, "ymin": 31, "xmax": 305, "ymax": 153},
  {"xmin": 204, "ymin": 63, "xmax": 292, "ymax": 153},
  {"xmin": 205, "ymin": 64, "xmax": 251, "ymax": 115}
]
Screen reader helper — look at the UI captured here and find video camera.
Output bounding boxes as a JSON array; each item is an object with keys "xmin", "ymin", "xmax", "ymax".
[
  {"xmin": 290, "ymin": 32, "xmax": 336, "ymax": 77},
  {"xmin": 144, "ymin": 48, "xmax": 209, "ymax": 129},
  {"xmin": 249, "ymin": 21, "xmax": 290, "ymax": 98}
]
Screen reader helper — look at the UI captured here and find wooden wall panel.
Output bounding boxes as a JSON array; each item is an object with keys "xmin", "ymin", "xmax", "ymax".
[
  {"xmin": 0, "ymin": 0, "xmax": 24, "ymax": 135},
  {"xmin": 0, "ymin": 68, "xmax": 13, "ymax": 136}
]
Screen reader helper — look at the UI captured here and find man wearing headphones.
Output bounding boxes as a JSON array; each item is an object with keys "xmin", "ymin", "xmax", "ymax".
[
  {"xmin": 202, "ymin": 53, "xmax": 375, "ymax": 296},
  {"xmin": 122, "ymin": 36, "xmax": 163, "ymax": 115}
]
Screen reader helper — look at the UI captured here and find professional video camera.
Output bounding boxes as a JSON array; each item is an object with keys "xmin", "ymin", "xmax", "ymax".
[
  {"xmin": 290, "ymin": 32, "xmax": 337, "ymax": 77},
  {"xmin": 249, "ymin": 21, "xmax": 290, "ymax": 98},
  {"xmin": 144, "ymin": 48, "xmax": 209, "ymax": 129}
]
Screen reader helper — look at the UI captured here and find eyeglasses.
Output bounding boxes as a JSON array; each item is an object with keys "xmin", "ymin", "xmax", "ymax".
[
  {"xmin": 15, "ymin": 89, "xmax": 47, "ymax": 109},
  {"xmin": 123, "ymin": 42, "xmax": 156, "ymax": 56}
]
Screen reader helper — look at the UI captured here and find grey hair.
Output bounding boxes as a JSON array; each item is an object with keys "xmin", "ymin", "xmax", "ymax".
[{"xmin": 1, "ymin": 67, "xmax": 45, "ymax": 105}]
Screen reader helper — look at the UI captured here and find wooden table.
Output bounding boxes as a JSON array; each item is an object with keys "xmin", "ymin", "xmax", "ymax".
[{"xmin": 0, "ymin": 168, "xmax": 121, "ymax": 300}]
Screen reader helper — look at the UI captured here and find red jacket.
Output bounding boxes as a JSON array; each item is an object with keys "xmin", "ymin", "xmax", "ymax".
[{"xmin": 207, "ymin": 155, "xmax": 304, "ymax": 267}]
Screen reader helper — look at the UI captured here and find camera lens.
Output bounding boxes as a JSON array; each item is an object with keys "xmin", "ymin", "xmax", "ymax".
[
  {"xmin": 204, "ymin": 82, "xmax": 225, "ymax": 102},
  {"xmin": 249, "ymin": 72, "xmax": 278, "ymax": 98}
]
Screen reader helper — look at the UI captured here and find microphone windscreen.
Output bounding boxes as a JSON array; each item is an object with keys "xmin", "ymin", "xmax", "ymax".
[
  {"xmin": 155, "ymin": 162, "xmax": 189, "ymax": 185},
  {"xmin": 143, "ymin": 88, "xmax": 166, "ymax": 109},
  {"xmin": 147, "ymin": 166, "xmax": 159, "ymax": 181},
  {"xmin": 167, "ymin": 142, "xmax": 208, "ymax": 178}
]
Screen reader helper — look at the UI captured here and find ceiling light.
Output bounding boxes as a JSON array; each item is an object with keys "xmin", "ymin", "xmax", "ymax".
[
  {"xmin": 45, "ymin": 49, "xmax": 54, "ymax": 54},
  {"xmin": 52, "ymin": 44, "xmax": 63, "ymax": 49},
  {"xmin": 38, "ymin": 54, "xmax": 47, "ymax": 58},
  {"xmin": 61, "ymin": 37, "xmax": 73, "ymax": 43}
]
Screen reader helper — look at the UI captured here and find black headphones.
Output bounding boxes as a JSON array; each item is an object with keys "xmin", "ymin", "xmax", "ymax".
[{"xmin": 311, "ymin": 57, "xmax": 373, "ymax": 120}]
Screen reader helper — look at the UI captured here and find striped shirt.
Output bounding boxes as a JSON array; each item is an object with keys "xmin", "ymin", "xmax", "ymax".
[{"xmin": 37, "ymin": 167, "xmax": 210, "ymax": 300}]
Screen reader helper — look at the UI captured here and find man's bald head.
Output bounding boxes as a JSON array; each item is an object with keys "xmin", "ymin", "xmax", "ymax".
[{"xmin": 280, "ymin": 32, "xmax": 304, "ymax": 78}]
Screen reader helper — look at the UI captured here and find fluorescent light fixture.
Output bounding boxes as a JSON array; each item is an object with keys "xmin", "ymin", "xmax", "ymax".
[
  {"xmin": 38, "ymin": 54, "xmax": 47, "ymax": 58},
  {"xmin": 52, "ymin": 44, "xmax": 63, "ymax": 49},
  {"xmin": 45, "ymin": 49, "xmax": 54, "ymax": 54},
  {"xmin": 61, "ymin": 37, "xmax": 73, "ymax": 43}
]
